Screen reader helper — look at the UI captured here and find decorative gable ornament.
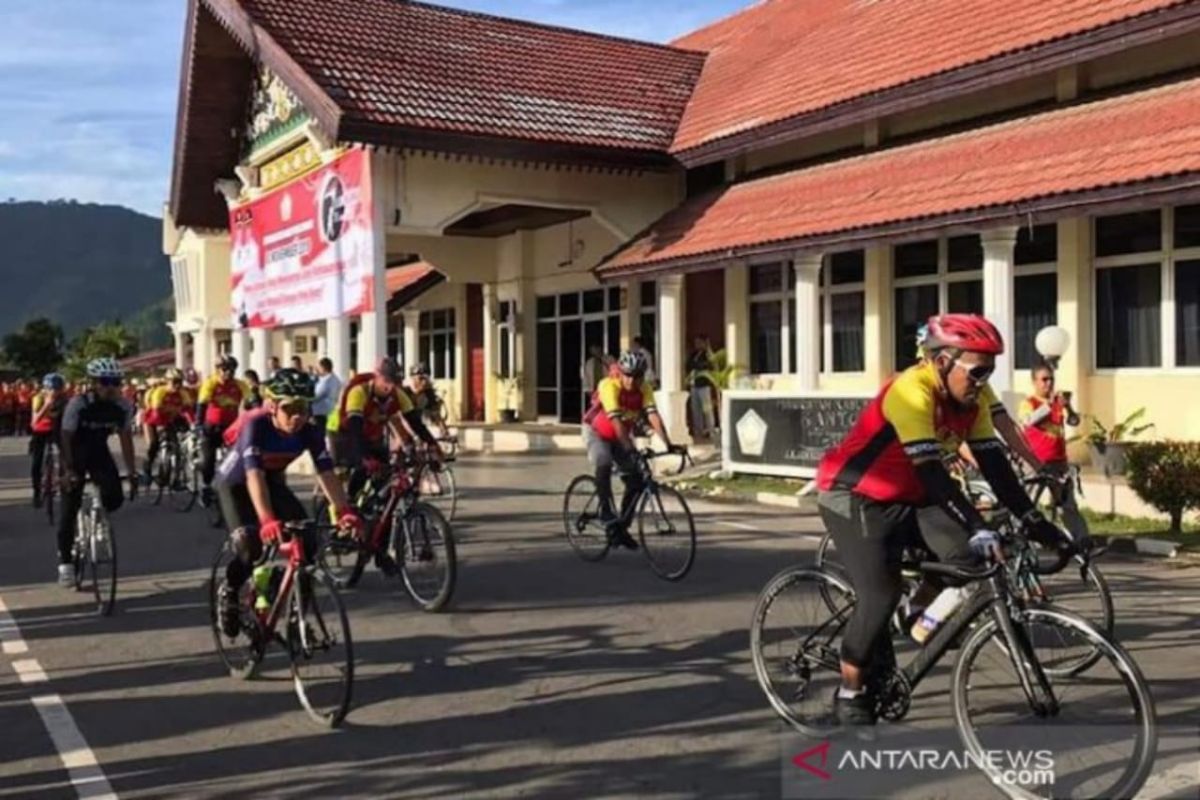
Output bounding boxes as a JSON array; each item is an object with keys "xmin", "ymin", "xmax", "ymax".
[{"xmin": 247, "ymin": 66, "xmax": 302, "ymax": 142}]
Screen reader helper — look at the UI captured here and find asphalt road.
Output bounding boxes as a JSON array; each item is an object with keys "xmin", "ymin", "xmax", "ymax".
[{"xmin": 0, "ymin": 437, "xmax": 1195, "ymax": 799}]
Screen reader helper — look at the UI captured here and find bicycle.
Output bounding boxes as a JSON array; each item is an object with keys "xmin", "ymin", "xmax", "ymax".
[
  {"xmin": 750, "ymin": 544, "xmax": 1156, "ymax": 800},
  {"xmin": 413, "ymin": 435, "xmax": 459, "ymax": 523},
  {"xmin": 40, "ymin": 438, "xmax": 59, "ymax": 526},
  {"xmin": 319, "ymin": 451, "xmax": 457, "ymax": 612},
  {"xmin": 208, "ymin": 521, "xmax": 354, "ymax": 728},
  {"xmin": 168, "ymin": 429, "xmax": 203, "ymax": 513},
  {"xmin": 562, "ymin": 447, "xmax": 696, "ymax": 581},
  {"xmin": 71, "ymin": 478, "xmax": 128, "ymax": 616},
  {"xmin": 151, "ymin": 426, "xmax": 186, "ymax": 507}
]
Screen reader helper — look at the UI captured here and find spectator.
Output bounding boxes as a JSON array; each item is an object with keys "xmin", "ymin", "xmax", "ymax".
[
  {"xmin": 631, "ymin": 336, "xmax": 657, "ymax": 388},
  {"xmin": 15, "ymin": 380, "xmax": 34, "ymax": 435},
  {"xmin": 243, "ymin": 369, "xmax": 263, "ymax": 410},
  {"xmin": 1020, "ymin": 361, "xmax": 1089, "ymax": 544},
  {"xmin": 0, "ymin": 382, "xmax": 13, "ymax": 435},
  {"xmin": 311, "ymin": 357, "xmax": 341, "ymax": 432},
  {"xmin": 687, "ymin": 335, "xmax": 716, "ymax": 438},
  {"xmin": 582, "ymin": 344, "xmax": 611, "ymax": 395},
  {"xmin": 267, "ymin": 356, "xmax": 281, "ymax": 379}
]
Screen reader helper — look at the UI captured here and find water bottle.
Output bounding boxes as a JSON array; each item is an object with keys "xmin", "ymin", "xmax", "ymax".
[
  {"xmin": 910, "ymin": 586, "xmax": 968, "ymax": 644},
  {"xmin": 252, "ymin": 565, "xmax": 274, "ymax": 613}
]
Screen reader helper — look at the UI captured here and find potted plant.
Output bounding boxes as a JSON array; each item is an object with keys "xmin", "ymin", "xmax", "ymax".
[
  {"xmin": 1084, "ymin": 408, "xmax": 1154, "ymax": 476},
  {"xmin": 686, "ymin": 348, "xmax": 745, "ymax": 434},
  {"xmin": 495, "ymin": 371, "xmax": 523, "ymax": 424}
]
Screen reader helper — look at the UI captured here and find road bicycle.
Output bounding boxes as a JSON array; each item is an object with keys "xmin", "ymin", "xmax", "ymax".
[
  {"xmin": 72, "ymin": 479, "xmax": 131, "ymax": 616},
  {"xmin": 151, "ymin": 426, "xmax": 187, "ymax": 507},
  {"xmin": 562, "ymin": 447, "xmax": 696, "ymax": 581},
  {"xmin": 412, "ymin": 435, "xmax": 459, "ymax": 523},
  {"xmin": 751, "ymin": 540, "xmax": 1155, "ymax": 799},
  {"xmin": 319, "ymin": 451, "xmax": 457, "ymax": 612},
  {"xmin": 166, "ymin": 428, "xmax": 203, "ymax": 513},
  {"xmin": 208, "ymin": 521, "xmax": 354, "ymax": 728}
]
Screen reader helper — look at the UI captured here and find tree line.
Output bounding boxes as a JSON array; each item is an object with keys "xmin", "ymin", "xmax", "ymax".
[{"xmin": 2, "ymin": 317, "xmax": 139, "ymax": 379}]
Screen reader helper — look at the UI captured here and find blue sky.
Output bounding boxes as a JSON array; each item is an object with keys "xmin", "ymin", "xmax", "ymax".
[{"xmin": 0, "ymin": 0, "xmax": 746, "ymax": 218}]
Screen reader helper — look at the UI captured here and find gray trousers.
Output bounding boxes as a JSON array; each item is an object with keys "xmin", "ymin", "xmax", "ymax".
[{"xmin": 582, "ymin": 426, "xmax": 643, "ymax": 521}]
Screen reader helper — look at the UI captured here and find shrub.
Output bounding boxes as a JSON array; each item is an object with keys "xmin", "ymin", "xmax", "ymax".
[{"xmin": 1125, "ymin": 441, "xmax": 1200, "ymax": 533}]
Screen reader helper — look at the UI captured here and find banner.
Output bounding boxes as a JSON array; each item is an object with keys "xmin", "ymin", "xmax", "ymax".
[{"xmin": 229, "ymin": 148, "xmax": 376, "ymax": 329}]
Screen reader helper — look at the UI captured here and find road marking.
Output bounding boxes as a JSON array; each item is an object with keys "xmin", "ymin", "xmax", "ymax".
[
  {"xmin": 12, "ymin": 658, "xmax": 49, "ymax": 684},
  {"xmin": 1137, "ymin": 759, "xmax": 1200, "ymax": 799},
  {"xmin": 715, "ymin": 519, "xmax": 762, "ymax": 532},
  {"xmin": 32, "ymin": 694, "xmax": 117, "ymax": 800},
  {"xmin": 3, "ymin": 639, "xmax": 30, "ymax": 655}
]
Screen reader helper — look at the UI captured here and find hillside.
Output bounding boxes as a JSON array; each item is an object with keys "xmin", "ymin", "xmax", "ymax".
[{"xmin": 0, "ymin": 200, "xmax": 172, "ymax": 343}]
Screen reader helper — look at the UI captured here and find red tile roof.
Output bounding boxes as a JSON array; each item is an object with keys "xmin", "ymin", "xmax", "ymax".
[
  {"xmin": 671, "ymin": 0, "xmax": 1190, "ymax": 157},
  {"xmin": 386, "ymin": 262, "xmax": 437, "ymax": 296},
  {"xmin": 597, "ymin": 76, "xmax": 1200, "ymax": 277},
  {"xmin": 221, "ymin": 0, "xmax": 705, "ymax": 153}
]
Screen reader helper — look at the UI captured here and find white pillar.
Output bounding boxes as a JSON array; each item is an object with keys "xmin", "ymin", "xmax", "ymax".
[
  {"xmin": 655, "ymin": 274, "xmax": 690, "ymax": 443},
  {"xmin": 193, "ymin": 325, "xmax": 215, "ymax": 378},
  {"xmin": 402, "ymin": 309, "xmax": 420, "ymax": 371},
  {"xmin": 482, "ymin": 283, "xmax": 498, "ymax": 422},
  {"xmin": 280, "ymin": 331, "xmax": 295, "ymax": 368},
  {"xmin": 249, "ymin": 327, "xmax": 269, "ymax": 378},
  {"xmin": 358, "ymin": 154, "xmax": 390, "ymax": 373},
  {"xmin": 173, "ymin": 329, "xmax": 187, "ymax": 370},
  {"xmin": 794, "ymin": 253, "xmax": 822, "ymax": 390},
  {"xmin": 325, "ymin": 316, "xmax": 351, "ymax": 379},
  {"xmin": 231, "ymin": 328, "xmax": 250, "ymax": 373},
  {"xmin": 982, "ymin": 226, "xmax": 1019, "ymax": 395}
]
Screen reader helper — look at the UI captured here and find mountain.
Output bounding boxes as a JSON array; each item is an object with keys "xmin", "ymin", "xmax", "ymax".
[{"xmin": 0, "ymin": 200, "xmax": 172, "ymax": 342}]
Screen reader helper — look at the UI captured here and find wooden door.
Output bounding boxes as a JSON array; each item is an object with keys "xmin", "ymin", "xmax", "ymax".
[{"xmin": 466, "ymin": 284, "xmax": 485, "ymax": 421}]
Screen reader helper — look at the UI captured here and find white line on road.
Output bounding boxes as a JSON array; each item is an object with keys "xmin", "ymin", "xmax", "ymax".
[
  {"xmin": 32, "ymin": 694, "xmax": 117, "ymax": 800},
  {"xmin": 1136, "ymin": 759, "xmax": 1200, "ymax": 799},
  {"xmin": 3, "ymin": 639, "xmax": 30, "ymax": 655},
  {"xmin": 12, "ymin": 658, "xmax": 49, "ymax": 684},
  {"xmin": 715, "ymin": 519, "xmax": 762, "ymax": 532}
]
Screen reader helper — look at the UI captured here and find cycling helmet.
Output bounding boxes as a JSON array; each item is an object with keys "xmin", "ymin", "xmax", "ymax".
[
  {"xmin": 924, "ymin": 314, "xmax": 1005, "ymax": 355},
  {"xmin": 164, "ymin": 367, "xmax": 183, "ymax": 382},
  {"xmin": 376, "ymin": 357, "xmax": 401, "ymax": 382},
  {"xmin": 617, "ymin": 349, "xmax": 648, "ymax": 378},
  {"xmin": 217, "ymin": 354, "xmax": 238, "ymax": 371},
  {"xmin": 86, "ymin": 357, "xmax": 124, "ymax": 380},
  {"xmin": 185, "ymin": 368, "xmax": 199, "ymax": 384},
  {"xmin": 263, "ymin": 368, "xmax": 314, "ymax": 401},
  {"xmin": 42, "ymin": 373, "xmax": 66, "ymax": 391},
  {"xmin": 409, "ymin": 361, "xmax": 430, "ymax": 378}
]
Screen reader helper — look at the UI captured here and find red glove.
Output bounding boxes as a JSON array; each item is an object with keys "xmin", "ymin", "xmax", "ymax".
[
  {"xmin": 259, "ymin": 517, "xmax": 283, "ymax": 544},
  {"xmin": 337, "ymin": 507, "xmax": 364, "ymax": 537}
]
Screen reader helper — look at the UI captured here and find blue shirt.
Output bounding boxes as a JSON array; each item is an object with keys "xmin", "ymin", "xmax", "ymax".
[
  {"xmin": 312, "ymin": 372, "xmax": 342, "ymax": 417},
  {"xmin": 217, "ymin": 412, "xmax": 333, "ymax": 486}
]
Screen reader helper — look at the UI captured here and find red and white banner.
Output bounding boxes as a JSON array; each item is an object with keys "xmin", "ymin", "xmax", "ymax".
[{"xmin": 229, "ymin": 148, "xmax": 376, "ymax": 329}]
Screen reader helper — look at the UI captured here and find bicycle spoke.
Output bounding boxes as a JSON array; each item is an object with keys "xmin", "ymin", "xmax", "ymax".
[
  {"xmin": 636, "ymin": 485, "xmax": 696, "ymax": 581},
  {"xmin": 288, "ymin": 569, "xmax": 353, "ymax": 728}
]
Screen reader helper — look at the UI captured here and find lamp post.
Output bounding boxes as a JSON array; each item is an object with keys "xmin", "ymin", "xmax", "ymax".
[{"xmin": 1034, "ymin": 325, "xmax": 1071, "ymax": 368}]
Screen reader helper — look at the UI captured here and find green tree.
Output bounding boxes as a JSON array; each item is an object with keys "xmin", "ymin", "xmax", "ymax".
[
  {"xmin": 62, "ymin": 321, "xmax": 138, "ymax": 379},
  {"xmin": 2, "ymin": 318, "xmax": 63, "ymax": 376}
]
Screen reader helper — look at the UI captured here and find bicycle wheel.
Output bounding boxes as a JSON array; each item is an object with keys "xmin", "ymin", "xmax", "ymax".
[
  {"xmin": 750, "ymin": 566, "xmax": 853, "ymax": 736},
  {"xmin": 289, "ymin": 566, "xmax": 354, "ymax": 728},
  {"xmin": 153, "ymin": 452, "xmax": 170, "ymax": 505},
  {"xmin": 208, "ymin": 540, "xmax": 264, "ymax": 680},
  {"xmin": 952, "ymin": 607, "xmax": 1156, "ymax": 800},
  {"xmin": 89, "ymin": 513, "xmax": 117, "ymax": 616},
  {"xmin": 636, "ymin": 484, "xmax": 696, "ymax": 581},
  {"xmin": 171, "ymin": 449, "xmax": 198, "ymax": 512},
  {"xmin": 562, "ymin": 475, "xmax": 611, "ymax": 562},
  {"xmin": 1014, "ymin": 558, "xmax": 1114, "ymax": 676},
  {"xmin": 204, "ymin": 473, "xmax": 225, "ymax": 528},
  {"xmin": 395, "ymin": 502, "xmax": 456, "ymax": 612},
  {"xmin": 43, "ymin": 450, "xmax": 56, "ymax": 525},
  {"xmin": 422, "ymin": 465, "xmax": 457, "ymax": 523},
  {"xmin": 72, "ymin": 509, "xmax": 90, "ymax": 591}
]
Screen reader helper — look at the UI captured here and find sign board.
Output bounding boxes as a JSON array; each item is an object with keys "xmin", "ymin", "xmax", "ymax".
[
  {"xmin": 229, "ymin": 148, "xmax": 376, "ymax": 329},
  {"xmin": 721, "ymin": 390, "xmax": 873, "ymax": 479}
]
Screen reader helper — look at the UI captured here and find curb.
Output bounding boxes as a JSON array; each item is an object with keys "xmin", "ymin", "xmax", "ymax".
[
  {"xmin": 1100, "ymin": 536, "xmax": 1184, "ymax": 559},
  {"xmin": 673, "ymin": 482, "xmax": 816, "ymax": 511}
]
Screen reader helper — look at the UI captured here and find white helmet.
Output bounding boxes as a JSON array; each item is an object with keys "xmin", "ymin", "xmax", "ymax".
[
  {"xmin": 86, "ymin": 357, "xmax": 123, "ymax": 380},
  {"xmin": 617, "ymin": 349, "xmax": 648, "ymax": 378}
]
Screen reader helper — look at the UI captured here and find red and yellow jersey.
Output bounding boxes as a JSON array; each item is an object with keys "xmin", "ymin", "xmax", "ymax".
[
  {"xmin": 15, "ymin": 388, "xmax": 33, "ymax": 409},
  {"xmin": 586, "ymin": 376, "xmax": 657, "ymax": 442},
  {"xmin": 326, "ymin": 374, "xmax": 415, "ymax": 441},
  {"xmin": 198, "ymin": 375, "xmax": 249, "ymax": 427},
  {"xmin": 1019, "ymin": 395, "xmax": 1068, "ymax": 464},
  {"xmin": 31, "ymin": 390, "xmax": 71, "ymax": 434},
  {"xmin": 0, "ymin": 390, "xmax": 12, "ymax": 413},
  {"xmin": 146, "ymin": 385, "xmax": 192, "ymax": 426},
  {"xmin": 817, "ymin": 361, "xmax": 996, "ymax": 505}
]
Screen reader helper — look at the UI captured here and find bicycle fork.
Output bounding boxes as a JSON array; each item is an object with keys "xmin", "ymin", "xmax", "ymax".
[{"xmin": 990, "ymin": 578, "xmax": 1060, "ymax": 717}]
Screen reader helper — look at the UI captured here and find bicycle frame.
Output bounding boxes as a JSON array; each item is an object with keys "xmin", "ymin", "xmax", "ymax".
[
  {"xmin": 613, "ymin": 449, "xmax": 690, "ymax": 528},
  {"xmin": 255, "ymin": 538, "xmax": 306, "ymax": 639}
]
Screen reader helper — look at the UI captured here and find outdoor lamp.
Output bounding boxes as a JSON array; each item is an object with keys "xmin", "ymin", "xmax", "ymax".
[{"xmin": 1035, "ymin": 325, "xmax": 1071, "ymax": 366}]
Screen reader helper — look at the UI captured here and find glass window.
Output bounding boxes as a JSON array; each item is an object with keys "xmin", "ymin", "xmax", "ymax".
[
  {"xmin": 499, "ymin": 330, "xmax": 511, "ymax": 378},
  {"xmin": 1095, "ymin": 210, "xmax": 1162, "ymax": 257},
  {"xmin": 638, "ymin": 313, "xmax": 656, "ymax": 355},
  {"xmin": 608, "ymin": 286, "xmax": 622, "ymax": 310},
  {"xmin": 582, "ymin": 289, "xmax": 604, "ymax": 314},
  {"xmin": 829, "ymin": 250, "xmax": 865, "ymax": 284},
  {"xmin": 640, "ymin": 280, "xmax": 657, "ymax": 308},
  {"xmin": 750, "ymin": 300, "xmax": 783, "ymax": 374},
  {"xmin": 947, "ymin": 280, "xmax": 983, "ymax": 314},
  {"xmin": 831, "ymin": 292, "xmax": 865, "ymax": 372},
  {"xmin": 1016, "ymin": 224, "xmax": 1058, "ymax": 265},
  {"xmin": 1095, "ymin": 264, "xmax": 1161, "ymax": 368},
  {"xmin": 894, "ymin": 285, "xmax": 939, "ymax": 371},
  {"xmin": 1176, "ymin": 260, "xmax": 1200, "ymax": 366},
  {"xmin": 749, "ymin": 263, "xmax": 784, "ymax": 295},
  {"xmin": 559, "ymin": 293, "xmax": 579, "ymax": 316},
  {"xmin": 1175, "ymin": 205, "xmax": 1200, "ymax": 250},
  {"xmin": 537, "ymin": 296, "xmax": 556, "ymax": 319},
  {"xmin": 894, "ymin": 240, "xmax": 938, "ymax": 279},
  {"xmin": 419, "ymin": 311, "xmax": 431, "ymax": 328},
  {"xmin": 1014, "ymin": 273, "xmax": 1057, "ymax": 369},
  {"xmin": 947, "ymin": 235, "xmax": 982, "ymax": 273}
]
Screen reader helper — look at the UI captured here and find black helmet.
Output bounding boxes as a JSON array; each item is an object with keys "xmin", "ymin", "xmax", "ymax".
[
  {"xmin": 376, "ymin": 357, "xmax": 402, "ymax": 382},
  {"xmin": 263, "ymin": 368, "xmax": 314, "ymax": 401},
  {"xmin": 217, "ymin": 354, "xmax": 239, "ymax": 372}
]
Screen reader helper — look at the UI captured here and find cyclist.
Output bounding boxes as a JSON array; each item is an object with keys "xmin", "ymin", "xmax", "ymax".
[
  {"xmin": 581, "ymin": 349, "xmax": 682, "ymax": 550},
  {"xmin": 142, "ymin": 368, "xmax": 193, "ymax": 486},
  {"xmin": 327, "ymin": 357, "xmax": 439, "ymax": 501},
  {"xmin": 215, "ymin": 368, "xmax": 360, "ymax": 637},
  {"xmin": 58, "ymin": 359, "xmax": 137, "ymax": 586},
  {"xmin": 243, "ymin": 369, "xmax": 264, "ymax": 410},
  {"xmin": 195, "ymin": 355, "xmax": 249, "ymax": 504},
  {"xmin": 402, "ymin": 362, "xmax": 450, "ymax": 439},
  {"xmin": 30, "ymin": 373, "xmax": 70, "ymax": 508},
  {"xmin": 816, "ymin": 314, "xmax": 1079, "ymax": 727}
]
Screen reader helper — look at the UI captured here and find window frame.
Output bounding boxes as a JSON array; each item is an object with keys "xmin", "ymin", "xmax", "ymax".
[
  {"xmin": 821, "ymin": 253, "xmax": 866, "ymax": 375},
  {"xmin": 418, "ymin": 306, "xmax": 458, "ymax": 380},
  {"xmin": 1092, "ymin": 206, "xmax": 1200, "ymax": 374},
  {"xmin": 747, "ymin": 258, "xmax": 793, "ymax": 376}
]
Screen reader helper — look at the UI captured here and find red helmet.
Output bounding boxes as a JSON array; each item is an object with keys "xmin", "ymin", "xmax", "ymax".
[{"xmin": 925, "ymin": 314, "xmax": 1005, "ymax": 355}]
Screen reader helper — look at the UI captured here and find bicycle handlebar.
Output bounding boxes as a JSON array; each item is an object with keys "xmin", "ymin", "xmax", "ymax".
[
  {"xmin": 640, "ymin": 446, "xmax": 692, "ymax": 476},
  {"xmin": 919, "ymin": 559, "xmax": 1002, "ymax": 582}
]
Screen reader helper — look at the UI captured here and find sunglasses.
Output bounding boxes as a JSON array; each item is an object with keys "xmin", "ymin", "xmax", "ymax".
[
  {"xmin": 952, "ymin": 358, "xmax": 994, "ymax": 385},
  {"xmin": 96, "ymin": 377, "xmax": 122, "ymax": 388}
]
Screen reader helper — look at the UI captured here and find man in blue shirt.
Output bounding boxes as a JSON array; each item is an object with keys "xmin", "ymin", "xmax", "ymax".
[{"xmin": 311, "ymin": 357, "xmax": 342, "ymax": 433}]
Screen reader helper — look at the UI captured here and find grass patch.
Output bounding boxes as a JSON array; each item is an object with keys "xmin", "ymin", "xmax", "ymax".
[
  {"xmin": 678, "ymin": 473, "xmax": 808, "ymax": 497},
  {"xmin": 1080, "ymin": 508, "xmax": 1200, "ymax": 545}
]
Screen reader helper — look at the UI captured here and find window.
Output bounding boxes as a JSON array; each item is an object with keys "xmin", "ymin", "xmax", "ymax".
[
  {"xmin": 533, "ymin": 288, "xmax": 621, "ymax": 422},
  {"xmin": 822, "ymin": 250, "xmax": 865, "ymax": 372},
  {"xmin": 637, "ymin": 280, "xmax": 657, "ymax": 371},
  {"xmin": 418, "ymin": 308, "xmax": 457, "ymax": 379},
  {"xmin": 892, "ymin": 227, "xmax": 1057, "ymax": 371},
  {"xmin": 748, "ymin": 263, "xmax": 790, "ymax": 374},
  {"xmin": 1093, "ymin": 205, "xmax": 1200, "ymax": 369},
  {"xmin": 497, "ymin": 300, "xmax": 517, "ymax": 379}
]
